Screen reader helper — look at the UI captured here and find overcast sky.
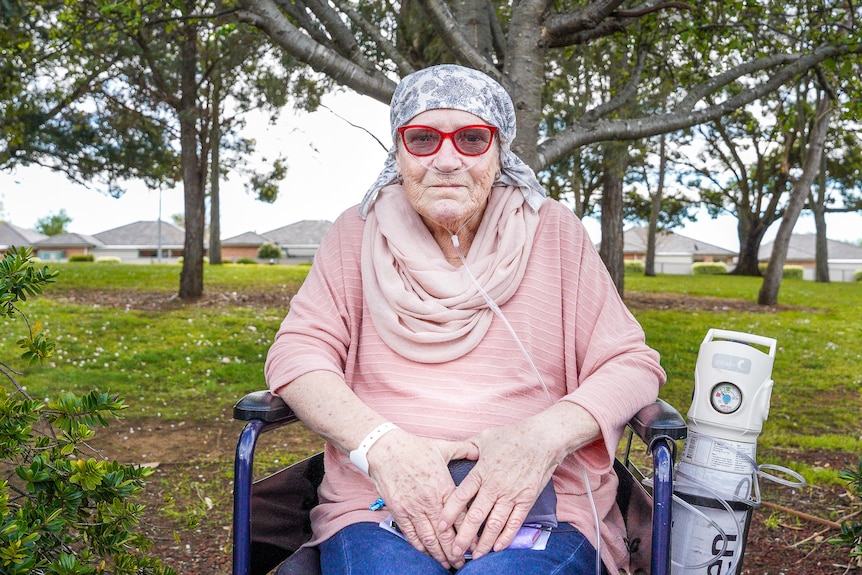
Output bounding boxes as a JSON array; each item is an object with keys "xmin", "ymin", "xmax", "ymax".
[{"xmin": 2, "ymin": 91, "xmax": 860, "ymax": 252}]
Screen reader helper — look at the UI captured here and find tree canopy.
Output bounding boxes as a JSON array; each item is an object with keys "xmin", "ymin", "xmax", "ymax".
[
  {"xmin": 236, "ymin": 0, "xmax": 862, "ymax": 165},
  {"xmin": 235, "ymin": 0, "xmax": 862, "ymax": 293},
  {"xmin": 35, "ymin": 209, "xmax": 72, "ymax": 236}
]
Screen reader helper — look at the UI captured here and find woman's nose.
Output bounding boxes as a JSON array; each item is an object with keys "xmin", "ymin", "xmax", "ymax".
[{"xmin": 431, "ymin": 138, "xmax": 464, "ymax": 171}]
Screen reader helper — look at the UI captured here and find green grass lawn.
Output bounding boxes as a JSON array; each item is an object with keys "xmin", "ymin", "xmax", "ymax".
[{"xmin": 4, "ymin": 263, "xmax": 860, "ymax": 478}]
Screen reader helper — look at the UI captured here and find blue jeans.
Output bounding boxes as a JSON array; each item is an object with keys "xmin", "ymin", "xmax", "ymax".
[{"xmin": 319, "ymin": 522, "xmax": 606, "ymax": 575}]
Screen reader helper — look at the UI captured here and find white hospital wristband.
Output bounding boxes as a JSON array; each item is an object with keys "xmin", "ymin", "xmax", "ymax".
[{"xmin": 349, "ymin": 422, "xmax": 399, "ymax": 475}]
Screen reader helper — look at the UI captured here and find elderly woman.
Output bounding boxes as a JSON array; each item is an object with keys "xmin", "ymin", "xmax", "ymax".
[{"xmin": 265, "ymin": 64, "xmax": 665, "ymax": 575}]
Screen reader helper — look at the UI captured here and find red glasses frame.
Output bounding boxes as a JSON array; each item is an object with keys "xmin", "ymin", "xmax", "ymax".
[{"xmin": 397, "ymin": 124, "xmax": 498, "ymax": 156}]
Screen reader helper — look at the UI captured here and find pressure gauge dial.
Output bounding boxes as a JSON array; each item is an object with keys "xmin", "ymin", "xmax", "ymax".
[{"xmin": 711, "ymin": 382, "xmax": 742, "ymax": 414}]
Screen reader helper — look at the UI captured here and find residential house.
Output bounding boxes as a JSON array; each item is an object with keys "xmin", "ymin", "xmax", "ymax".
[
  {"xmin": 34, "ymin": 232, "xmax": 104, "ymax": 260},
  {"xmin": 0, "ymin": 221, "xmax": 47, "ymax": 254},
  {"xmin": 759, "ymin": 234, "xmax": 862, "ymax": 282},
  {"xmin": 222, "ymin": 220, "xmax": 332, "ymax": 263},
  {"xmin": 621, "ymin": 226, "xmax": 737, "ymax": 275},
  {"xmin": 92, "ymin": 220, "xmax": 188, "ymax": 263},
  {"xmin": 262, "ymin": 220, "xmax": 332, "ymax": 259},
  {"xmin": 221, "ymin": 231, "xmax": 272, "ymax": 261},
  {"xmin": 3, "ymin": 219, "xmax": 331, "ymax": 264}
]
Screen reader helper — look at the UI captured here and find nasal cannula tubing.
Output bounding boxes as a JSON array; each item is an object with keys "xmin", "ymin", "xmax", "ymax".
[
  {"xmin": 411, "ymin": 150, "xmax": 486, "ymax": 175},
  {"xmin": 450, "ymin": 231, "xmax": 602, "ymax": 575},
  {"xmin": 450, "ymin": 233, "xmax": 551, "ymax": 404}
]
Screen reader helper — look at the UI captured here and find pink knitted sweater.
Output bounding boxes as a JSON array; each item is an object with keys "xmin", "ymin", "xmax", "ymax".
[{"xmin": 265, "ymin": 198, "xmax": 665, "ymax": 573}]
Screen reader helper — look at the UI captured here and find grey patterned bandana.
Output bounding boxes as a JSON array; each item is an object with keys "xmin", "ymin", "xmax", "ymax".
[{"xmin": 359, "ymin": 64, "xmax": 547, "ymax": 218}]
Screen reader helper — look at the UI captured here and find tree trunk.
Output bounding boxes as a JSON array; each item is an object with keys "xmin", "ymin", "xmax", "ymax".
[
  {"xmin": 758, "ymin": 94, "xmax": 833, "ymax": 305},
  {"xmin": 570, "ymin": 149, "xmax": 585, "ymax": 218},
  {"xmin": 733, "ymin": 224, "xmax": 766, "ymax": 277},
  {"xmin": 645, "ymin": 135, "xmax": 667, "ymax": 277},
  {"xmin": 599, "ymin": 143, "xmax": 627, "ymax": 296},
  {"xmin": 504, "ymin": 1, "xmax": 545, "ymax": 168},
  {"xmin": 812, "ymin": 155, "xmax": 830, "ymax": 282},
  {"xmin": 813, "ymin": 204, "xmax": 829, "ymax": 282},
  {"xmin": 209, "ymin": 64, "xmax": 223, "ymax": 266},
  {"xmin": 178, "ymin": 10, "xmax": 205, "ymax": 300}
]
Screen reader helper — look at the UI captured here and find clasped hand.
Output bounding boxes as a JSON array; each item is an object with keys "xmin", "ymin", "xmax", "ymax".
[{"xmin": 367, "ymin": 420, "xmax": 562, "ymax": 569}]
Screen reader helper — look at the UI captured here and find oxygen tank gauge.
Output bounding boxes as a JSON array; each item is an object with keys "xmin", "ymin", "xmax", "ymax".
[{"xmin": 710, "ymin": 382, "xmax": 742, "ymax": 414}]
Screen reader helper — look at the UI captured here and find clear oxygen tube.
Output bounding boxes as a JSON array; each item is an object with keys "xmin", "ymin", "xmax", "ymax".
[
  {"xmin": 410, "ymin": 152, "xmax": 486, "ymax": 176},
  {"xmin": 449, "ymin": 229, "xmax": 603, "ymax": 575}
]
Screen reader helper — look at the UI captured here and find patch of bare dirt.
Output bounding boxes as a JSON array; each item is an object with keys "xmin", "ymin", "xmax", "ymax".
[
  {"xmin": 50, "ymin": 288, "xmax": 294, "ymax": 311},
  {"xmin": 87, "ymin": 416, "xmax": 323, "ymax": 575},
  {"xmin": 53, "ymin": 288, "xmax": 817, "ymax": 315},
  {"xmin": 623, "ymin": 291, "xmax": 818, "ymax": 314},
  {"xmin": 743, "ymin": 448, "xmax": 860, "ymax": 575}
]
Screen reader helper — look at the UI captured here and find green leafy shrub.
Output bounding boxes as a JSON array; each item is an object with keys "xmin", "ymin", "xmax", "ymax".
[
  {"xmin": 0, "ymin": 246, "xmax": 176, "ymax": 575},
  {"xmin": 68, "ymin": 254, "xmax": 94, "ymax": 262},
  {"xmin": 96, "ymin": 256, "xmax": 123, "ymax": 264},
  {"xmin": 624, "ymin": 260, "xmax": 645, "ymax": 274},
  {"xmin": 830, "ymin": 459, "xmax": 862, "ymax": 565},
  {"xmin": 854, "ymin": 270, "xmax": 861, "ymax": 282},
  {"xmin": 759, "ymin": 263, "xmax": 805, "ymax": 279},
  {"xmin": 258, "ymin": 242, "xmax": 284, "ymax": 260},
  {"xmin": 691, "ymin": 262, "xmax": 728, "ymax": 275},
  {"xmin": 782, "ymin": 265, "xmax": 804, "ymax": 279},
  {"xmin": 235, "ymin": 257, "xmax": 258, "ymax": 265}
]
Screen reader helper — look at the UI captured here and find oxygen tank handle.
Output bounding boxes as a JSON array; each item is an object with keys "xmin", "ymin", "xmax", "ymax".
[{"xmin": 703, "ymin": 329, "xmax": 777, "ymax": 357}]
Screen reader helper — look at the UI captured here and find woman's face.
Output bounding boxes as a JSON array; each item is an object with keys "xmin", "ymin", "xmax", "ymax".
[{"xmin": 395, "ymin": 109, "xmax": 501, "ymax": 235}]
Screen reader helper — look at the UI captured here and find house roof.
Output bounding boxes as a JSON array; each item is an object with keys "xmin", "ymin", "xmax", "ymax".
[
  {"xmin": 222, "ymin": 231, "xmax": 272, "ymax": 246},
  {"xmin": 36, "ymin": 232, "xmax": 104, "ymax": 248},
  {"xmin": 0, "ymin": 221, "xmax": 48, "ymax": 247},
  {"xmin": 622, "ymin": 226, "xmax": 736, "ymax": 256},
  {"xmin": 93, "ymin": 220, "xmax": 185, "ymax": 246},
  {"xmin": 759, "ymin": 234, "xmax": 862, "ymax": 261},
  {"xmin": 263, "ymin": 220, "xmax": 332, "ymax": 245}
]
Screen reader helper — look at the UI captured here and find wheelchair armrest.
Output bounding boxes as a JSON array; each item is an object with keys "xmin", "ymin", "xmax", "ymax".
[
  {"xmin": 628, "ymin": 398, "xmax": 687, "ymax": 447},
  {"xmin": 233, "ymin": 390, "xmax": 298, "ymax": 424},
  {"xmin": 232, "ymin": 391, "xmax": 686, "ymax": 445}
]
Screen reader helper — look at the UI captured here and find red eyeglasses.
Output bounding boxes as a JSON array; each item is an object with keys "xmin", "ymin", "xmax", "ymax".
[{"xmin": 397, "ymin": 125, "xmax": 498, "ymax": 156}]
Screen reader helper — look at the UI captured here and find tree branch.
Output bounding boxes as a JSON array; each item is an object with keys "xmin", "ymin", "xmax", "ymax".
[
  {"xmin": 304, "ymin": 0, "xmax": 369, "ymax": 65},
  {"xmin": 543, "ymin": 0, "xmax": 627, "ymax": 37},
  {"xmin": 332, "ymin": 0, "xmax": 414, "ymax": 76},
  {"xmin": 236, "ymin": 0, "xmax": 395, "ymax": 103},
  {"xmin": 581, "ymin": 43, "xmax": 648, "ymax": 123},
  {"xmin": 544, "ymin": 1, "xmax": 693, "ymax": 46},
  {"xmin": 537, "ymin": 43, "xmax": 859, "ymax": 168},
  {"xmin": 484, "ymin": 0, "xmax": 507, "ymax": 65},
  {"xmin": 273, "ymin": 0, "xmax": 335, "ymax": 49},
  {"xmin": 612, "ymin": 1, "xmax": 693, "ymax": 18},
  {"xmin": 679, "ymin": 51, "xmax": 805, "ymax": 112},
  {"xmin": 420, "ymin": 0, "xmax": 502, "ymax": 80}
]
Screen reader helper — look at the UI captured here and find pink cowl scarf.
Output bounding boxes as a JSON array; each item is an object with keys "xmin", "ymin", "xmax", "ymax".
[{"xmin": 361, "ymin": 184, "xmax": 539, "ymax": 363}]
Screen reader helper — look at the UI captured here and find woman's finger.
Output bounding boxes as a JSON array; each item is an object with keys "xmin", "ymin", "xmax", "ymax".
[
  {"xmin": 438, "ymin": 467, "xmax": 482, "ymax": 542},
  {"xmin": 474, "ymin": 502, "xmax": 530, "ymax": 558},
  {"xmin": 411, "ymin": 513, "xmax": 454, "ymax": 568}
]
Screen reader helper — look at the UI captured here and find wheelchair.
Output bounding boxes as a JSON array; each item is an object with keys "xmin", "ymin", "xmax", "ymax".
[{"xmin": 232, "ymin": 391, "xmax": 687, "ymax": 575}]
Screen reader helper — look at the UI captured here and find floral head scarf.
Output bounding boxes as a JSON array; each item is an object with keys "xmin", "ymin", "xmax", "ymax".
[{"xmin": 358, "ymin": 64, "xmax": 547, "ymax": 218}]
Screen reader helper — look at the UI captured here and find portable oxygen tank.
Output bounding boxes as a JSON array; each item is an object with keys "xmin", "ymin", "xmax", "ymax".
[{"xmin": 670, "ymin": 329, "xmax": 777, "ymax": 575}]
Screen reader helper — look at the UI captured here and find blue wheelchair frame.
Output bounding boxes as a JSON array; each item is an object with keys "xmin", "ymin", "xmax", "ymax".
[{"xmin": 232, "ymin": 391, "xmax": 686, "ymax": 575}]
